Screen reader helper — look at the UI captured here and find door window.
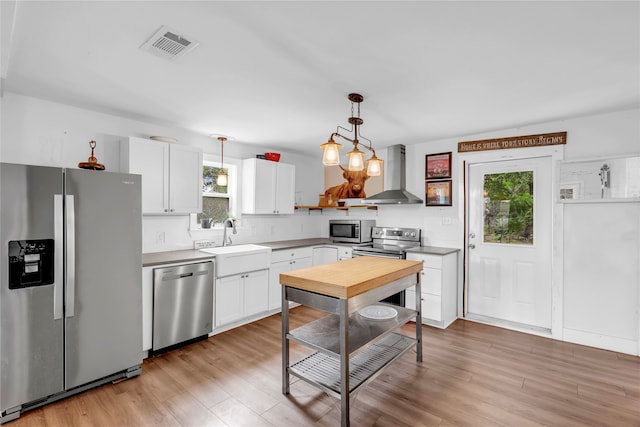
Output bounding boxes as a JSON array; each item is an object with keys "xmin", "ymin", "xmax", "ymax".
[{"xmin": 483, "ymin": 171, "xmax": 534, "ymax": 245}]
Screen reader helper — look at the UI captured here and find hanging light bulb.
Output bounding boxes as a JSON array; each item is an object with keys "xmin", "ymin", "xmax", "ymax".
[
  {"xmin": 366, "ymin": 152, "xmax": 382, "ymax": 177},
  {"xmin": 320, "ymin": 137, "xmax": 342, "ymax": 166},
  {"xmin": 346, "ymin": 144, "xmax": 365, "ymax": 171},
  {"xmin": 217, "ymin": 136, "xmax": 228, "ymax": 186}
]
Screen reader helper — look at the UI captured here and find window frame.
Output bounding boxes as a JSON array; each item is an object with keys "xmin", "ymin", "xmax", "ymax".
[{"xmin": 190, "ymin": 156, "xmax": 239, "ymax": 230}]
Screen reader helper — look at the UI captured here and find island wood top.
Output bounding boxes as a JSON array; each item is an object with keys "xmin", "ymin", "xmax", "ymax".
[{"xmin": 279, "ymin": 256, "xmax": 423, "ymax": 299}]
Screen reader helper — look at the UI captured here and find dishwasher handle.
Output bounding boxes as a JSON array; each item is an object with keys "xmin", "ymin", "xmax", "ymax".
[{"xmin": 158, "ymin": 266, "xmax": 211, "ymax": 282}]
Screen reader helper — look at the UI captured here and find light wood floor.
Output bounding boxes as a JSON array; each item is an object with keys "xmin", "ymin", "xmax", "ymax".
[{"xmin": 10, "ymin": 307, "xmax": 640, "ymax": 426}]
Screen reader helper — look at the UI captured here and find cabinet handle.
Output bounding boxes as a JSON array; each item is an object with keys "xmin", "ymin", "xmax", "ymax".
[
  {"xmin": 170, "ymin": 209, "xmax": 174, "ymax": 212},
  {"xmin": 164, "ymin": 209, "xmax": 168, "ymax": 212}
]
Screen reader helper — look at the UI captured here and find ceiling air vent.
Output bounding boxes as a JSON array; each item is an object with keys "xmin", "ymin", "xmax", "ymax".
[{"xmin": 140, "ymin": 26, "xmax": 199, "ymax": 60}]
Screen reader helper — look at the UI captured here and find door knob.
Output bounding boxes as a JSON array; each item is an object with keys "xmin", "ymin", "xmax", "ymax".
[{"xmin": 468, "ymin": 243, "xmax": 476, "ymax": 249}]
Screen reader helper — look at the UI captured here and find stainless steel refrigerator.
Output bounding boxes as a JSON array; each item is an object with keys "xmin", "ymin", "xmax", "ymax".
[{"xmin": 0, "ymin": 163, "xmax": 143, "ymax": 423}]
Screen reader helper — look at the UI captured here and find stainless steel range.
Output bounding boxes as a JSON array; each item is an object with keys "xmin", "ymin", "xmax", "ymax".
[{"xmin": 352, "ymin": 226, "xmax": 421, "ymax": 306}]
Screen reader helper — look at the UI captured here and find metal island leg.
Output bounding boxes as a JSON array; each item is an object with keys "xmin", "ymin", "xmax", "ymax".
[
  {"xmin": 416, "ymin": 271, "xmax": 423, "ymax": 362},
  {"xmin": 339, "ymin": 298, "xmax": 350, "ymax": 427},
  {"xmin": 282, "ymin": 285, "xmax": 290, "ymax": 395}
]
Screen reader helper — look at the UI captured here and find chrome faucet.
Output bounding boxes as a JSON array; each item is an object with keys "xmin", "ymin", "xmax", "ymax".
[{"xmin": 222, "ymin": 218, "xmax": 237, "ymax": 247}]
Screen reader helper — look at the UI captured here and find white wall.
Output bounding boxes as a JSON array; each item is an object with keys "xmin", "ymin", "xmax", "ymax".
[
  {"xmin": 0, "ymin": 92, "xmax": 326, "ymax": 252},
  {"xmin": 371, "ymin": 108, "xmax": 639, "ymax": 355},
  {"xmin": 2, "ymin": 92, "xmax": 639, "ymax": 354}
]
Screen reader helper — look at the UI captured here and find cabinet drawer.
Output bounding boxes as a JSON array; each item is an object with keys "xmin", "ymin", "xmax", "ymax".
[
  {"xmin": 422, "ymin": 255, "xmax": 442, "ymax": 269},
  {"xmin": 406, "ymin": 253, "xmax": 443, "ymax": 269},
  {"xmin": 271, "ymin": 247, "xmax": 313, "ymax": 263},
  {"xmin": 421, "ymin": 267, "xmax": 442, "ymax": 296}
]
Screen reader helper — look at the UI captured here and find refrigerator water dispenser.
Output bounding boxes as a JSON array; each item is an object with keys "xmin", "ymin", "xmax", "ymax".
[{"xmin": 8, "ymin": 239, "xmax": 54, "ymax": 289}]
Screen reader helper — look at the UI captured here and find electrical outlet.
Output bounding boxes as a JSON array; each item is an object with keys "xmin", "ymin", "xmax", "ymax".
[
  {"xmin": 194, "ymin": 240, "xmax": 216, "ymax": 249},
  {"xmin": 155, "ymin": 231, "xmax": 165, "ymax": 243}
]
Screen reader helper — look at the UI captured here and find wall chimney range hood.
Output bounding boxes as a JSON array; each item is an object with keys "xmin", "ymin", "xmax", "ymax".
[{"xmin": 362, "ymin": 144, "xmax": 423, "ymax": 205}]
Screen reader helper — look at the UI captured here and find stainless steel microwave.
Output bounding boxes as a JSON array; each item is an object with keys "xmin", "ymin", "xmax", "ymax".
[{"xmin": 329, "ymin": 219, "xmax": 376, "ymax": 244}]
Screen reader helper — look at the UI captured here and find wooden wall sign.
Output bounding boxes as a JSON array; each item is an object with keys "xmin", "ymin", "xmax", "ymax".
[{"xmin": 458, "ymin": 131, "xmax": 567, "ymax": 153}]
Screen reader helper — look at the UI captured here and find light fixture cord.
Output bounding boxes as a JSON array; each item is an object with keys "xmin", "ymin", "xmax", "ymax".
[{"xmin": 218, "ymin": 137, "xmax": 225, "ymax": 169}]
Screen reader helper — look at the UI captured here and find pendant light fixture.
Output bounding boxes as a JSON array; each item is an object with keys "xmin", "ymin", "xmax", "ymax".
[
  {"xmin": 217, "ymin": 136, "xmax": 228, "ymax": 186},
  {"xmin": 320, "ymin": 93, "xmax": 382, "ymax": 176}
]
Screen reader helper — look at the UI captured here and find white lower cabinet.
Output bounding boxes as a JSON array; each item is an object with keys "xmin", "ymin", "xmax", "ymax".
[
  {"xmin": 338, "ymin": 246, "xmax": 353, "ymax": 260},
  {"xmin": 312, "ymin": 245, "xmax": 353, "ymax": 265},
  {"xmin": 312, "ymin": 246, "xmax": 338, "ymax": 265},
  {"xmin": 269, "ymin": 247, "xmax": 312, "ymax": 311},
  {"xmin": 405, "ymin": 251, "xmax": 458, "ymax": 329},
  {"xmin": 215, "ymin": 269, "xmax": 269, "ymax": 327}
]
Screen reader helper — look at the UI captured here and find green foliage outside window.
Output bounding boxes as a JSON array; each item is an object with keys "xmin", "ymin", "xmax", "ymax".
[
  {"xmin": 198, "ymin": 166, "xmax": 230, "ymax": 224},
  {"xmin": 483, "ymin": 171, "xmax": 533, "ymax": 245}
]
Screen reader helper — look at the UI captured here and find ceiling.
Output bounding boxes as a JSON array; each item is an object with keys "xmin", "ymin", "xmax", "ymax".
[{"xmin": 2, "ymin": 1, "xmax": 638, "ymax": 156}]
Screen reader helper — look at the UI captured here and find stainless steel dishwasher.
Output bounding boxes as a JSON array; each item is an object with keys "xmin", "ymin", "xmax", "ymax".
[{"xmin": 152, "ymin": 261, "xmax": 214, "ymax": 354}]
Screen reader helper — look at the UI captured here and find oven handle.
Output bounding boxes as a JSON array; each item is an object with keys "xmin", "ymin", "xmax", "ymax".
[{"xmin": 352, "ymin": 250, "xmax": 404, "ymax": 259}]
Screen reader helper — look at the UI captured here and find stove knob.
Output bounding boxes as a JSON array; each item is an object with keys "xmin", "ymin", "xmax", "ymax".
[{"xmin": 410, "ymin": 232, "xmax": 416, "ymax": 237}]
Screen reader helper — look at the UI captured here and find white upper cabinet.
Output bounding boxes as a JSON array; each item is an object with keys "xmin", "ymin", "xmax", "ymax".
[
  {"xmin": 121, "ymin": 137, "xmax": 203, "ymax": 214},
  {"xmin": 242, "ymin": 158, "xmax": 295, "ymax": 214}
]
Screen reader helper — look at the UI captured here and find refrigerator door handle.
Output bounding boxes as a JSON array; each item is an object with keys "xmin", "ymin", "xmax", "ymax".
[
  {"xmin": 65, "ymin": 194, "xmax": 76, "ymax": 318},
  {"xmin": 54, "ymin": 194, "xmax": 64, "ymax": 320}
]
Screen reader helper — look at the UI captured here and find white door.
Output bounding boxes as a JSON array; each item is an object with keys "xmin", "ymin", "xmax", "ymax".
[
  {"xmin": 255, "ymin": 160, "xmax": 278, "ymax": 214},
  {"xmin": 215, "ymin": 274, "xmax": 244, "ymax": 327},
  {"xmin": 467, "ymin": 157, "xmax": 552, "ymax": 329},
  {"xmin": 127, "ymin": 137, "xmax": 169, "ymax": 214},
  {"xmin": 168, "ymin": 144, "xmax": 203, "ymax": 214},
  {"xmin": 275, "ymin": 163, "xmax": 296, "ymax": 214},
  {"xmin": 244, "ymin": 269, "xmax": 269, "ymax": 317},
  {"xmin": 269, "ymin": 261, "xmax": 290, "ymax": 311}
]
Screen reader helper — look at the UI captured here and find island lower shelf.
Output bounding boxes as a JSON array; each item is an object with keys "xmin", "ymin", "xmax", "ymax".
[
  {"xmin": 289, "ymin": 332, "xmax": 416, "ymax": 397},
  {"xmin": 287, "ymin": 302, "xmax": 417, "ymax": 357}
]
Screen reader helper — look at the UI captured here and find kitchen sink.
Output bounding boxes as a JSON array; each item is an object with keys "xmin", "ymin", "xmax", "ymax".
[{"xmin": 200, "ymin": 244, "xmax": 271, "ymax": 278}]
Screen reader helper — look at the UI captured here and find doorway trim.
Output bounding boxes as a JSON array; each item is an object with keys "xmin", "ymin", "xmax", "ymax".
[{"xmin": 457, "ymin": 145, "xmax": 564, "ymax": 339}]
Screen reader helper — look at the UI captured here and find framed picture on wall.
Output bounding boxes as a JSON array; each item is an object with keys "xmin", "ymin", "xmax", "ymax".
[
  {"xmin": 425, "ymin": 152, "xmax": 452, "ymax": 179},
  {"xmin": 425, "ymin": 180, "xmax": 452, "ymax": 206}
]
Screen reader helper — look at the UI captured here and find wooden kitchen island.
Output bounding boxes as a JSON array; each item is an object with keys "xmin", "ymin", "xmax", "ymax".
[{"xmin": 280, "ymin": 256, "xmax": 423, "ymax": 427}]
